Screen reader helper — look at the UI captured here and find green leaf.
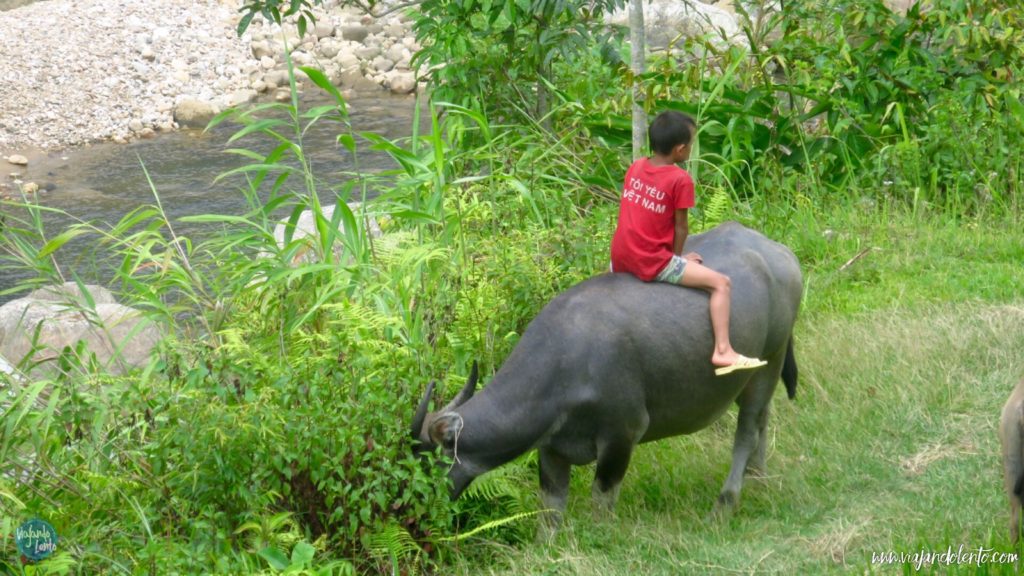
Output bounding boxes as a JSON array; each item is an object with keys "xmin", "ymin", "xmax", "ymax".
[
  {"xmin": 291, "ymin": 541, "xmax": 316, "ymax": 567},
  {"xmin": 259, "ymin": 546, "xmax": 290, "ymax": 570},
  {"xmin": 38, "ymin": 228, "xmax": 88, "ymax": 259},
  {"xmin": 213, "ymin": 163, "xmax": 296, "ymax": 184},
  {"xmin": 237, "ymin": 11, "xmax": 256, "ymax": 38},
  {"xmin": 389, "ymin": 210, "xmax": 440, "ymax": 225},
  {"xmin": 299, "ymin": 66, "xmax": 347, "ymax": 113},
  {"xmin": 437, "ymin": 510, "xmax": 541, "ymax": 541},
  {"xmin": 337, "ymin": 133, "xmax": 357, "ymax": 154},
  {"xmin": 227, "ymin": 118, "xmax": 290, "ymax": 143}
]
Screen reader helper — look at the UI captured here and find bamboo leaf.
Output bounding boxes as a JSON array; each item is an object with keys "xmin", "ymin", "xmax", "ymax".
[
  {"xmin": 38, "ymin": 228, "xmax": 88, "ymax": 259},
  {"xmin": 299, "ymin": 66, "xmax": 347, "ymax": 113},
  {"xmin": 227, "ymin": 118, "xmax": 290, "ymax": 143},
  {"xmin": 213, "ymin": 163, "xmax": 296, "ymax": 184}
]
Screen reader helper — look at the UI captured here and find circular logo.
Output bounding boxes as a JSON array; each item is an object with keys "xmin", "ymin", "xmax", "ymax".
[{"xmin": 15, "ymin": 518, "xmax": 58, "ymax": 562}]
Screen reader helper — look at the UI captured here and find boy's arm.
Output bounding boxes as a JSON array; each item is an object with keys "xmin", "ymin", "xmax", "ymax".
[
  {"xmin": 674, "ymin": 209, "xmax": 704, "ymax": 264},
  {"xmin": 673, "ymin": 209, "xmax": 689, "ymax": 256}
]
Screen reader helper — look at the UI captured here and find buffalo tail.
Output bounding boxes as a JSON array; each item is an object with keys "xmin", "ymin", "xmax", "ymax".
[
  {"xmin": 1016, "ymin": 463, "xmax": 1024, "ymax": 500},
  {"xmin": 782, "ymin": 337, "xmax": 798, "ymax": 400}
]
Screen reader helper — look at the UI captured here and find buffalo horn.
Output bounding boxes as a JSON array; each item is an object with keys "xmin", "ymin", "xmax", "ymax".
[{"xmin": 411, "ymin": 381, "xmax": 436, "ymax": 440}]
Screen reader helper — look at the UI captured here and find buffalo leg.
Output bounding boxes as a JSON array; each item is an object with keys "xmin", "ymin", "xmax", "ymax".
[
  {"xmin": 714, "ymin": 364, "xmax": 781, "ymax": 518},
  {"xmin": 714, "ymin": 403, "xmax": 760, "ymax": 517},
  {"xmin": 1000, "ymin": 389, "xmax": 1024, "ymax": 544},
  {"xmin": 746, "ymin": 403, "xmax": 771, "ymax": 476},
  {"xmin": 592, "ymin": 437, "xmax": 637, "ymax": 513},
  {"xmin": 538, "ymin": 446, "xmax": 571, "ymax": 540}
]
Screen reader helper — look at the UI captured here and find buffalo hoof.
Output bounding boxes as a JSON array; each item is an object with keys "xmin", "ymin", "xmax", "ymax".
[
  {"xmin": 591, "ymin": 483, "xmax": 621, "ymax": 517},
  {"xmin": 535, "ymin": 510, "xmax": 563, "ymax": 544},
  {"xmin": 708, "ymin": 492, "xmax": 737, "ymax": 522},
  {"xmin": 534, "ymin": 524, "xmax": 558, "ymax": 545}
]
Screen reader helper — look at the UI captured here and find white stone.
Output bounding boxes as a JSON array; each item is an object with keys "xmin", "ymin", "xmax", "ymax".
[
  {"xmin": 0, "ymin": 283, "xmax": 162, "ymax": 376},
  {"xmin": 386, "ymin": 44, "xmax": 407, "ymax": 63},
  {"xmin": 606, "ymin": 0, "xmax": 745, "ymax": 50},
  {"xmin": 264, "ymin": 69, "xmax": 291, "ymax": 88},
  {"xmin": 6, "ymin": 154, "xmax": 28, "ymax": 166},
  {"xmin": 341, "ymin": 25, "xmax": 369, "ymax": 43},
  {"xmin": 335, "ymin": 51, "xmax": 360, "ymax": 69},
  {"xmin": 319, "ymin": 39, "xmax": 343, "ymax": 59},
  {"xmin": 386, "ymin": 71, "xmax": 416, "ymax": 95},
  {"xmin": 0, "ymin": 353, "xmax": 16, "ymax": 380},
  {"xmin": 372, "ymin": 57, "xmax": 395, "ymax": 73},
  {"xmin": 355, "ymin": 46, "xmax": 381, "ymax": 61},
  {"xmin": 251, "ymin": 40, "xmax": 273, "ymax": 59},
  {"xmin": 223, "ymin": 89, "xmax": 257, "ymax": 107},
  {"xmin": 315, "ymin": 21, "xmax": 335, "ymax": 39},
  {"xmin": 271, "ymin": 202, "xmax": 382, "ymax": 265},
  {"xmin": 173, "ymin": 99, "xmax": 220, "ymax": 128},
  {"xmin": 152, "ymin": 26, "xmax": 171, "ymax": 43}
]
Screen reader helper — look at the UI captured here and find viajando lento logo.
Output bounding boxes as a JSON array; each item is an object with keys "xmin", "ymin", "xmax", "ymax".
[{"xmin": 15, "ymin": 518, "xmax": 58, "ymax": 562}]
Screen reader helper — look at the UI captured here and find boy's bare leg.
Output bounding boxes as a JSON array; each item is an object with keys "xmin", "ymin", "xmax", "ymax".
[{"xmin": 678, "ymin": 261, "xmax": 741, "ymax": 367}]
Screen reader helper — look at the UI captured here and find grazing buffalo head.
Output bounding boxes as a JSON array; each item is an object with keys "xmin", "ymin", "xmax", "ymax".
[{"xmin": 410, "ymin": 363, "xmax": 480, "ymax": 496}]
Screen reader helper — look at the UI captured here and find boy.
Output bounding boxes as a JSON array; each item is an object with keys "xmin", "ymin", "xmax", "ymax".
[{"xmin": 610, "ymin": 110, "xmax": 765, "ymax": 376}]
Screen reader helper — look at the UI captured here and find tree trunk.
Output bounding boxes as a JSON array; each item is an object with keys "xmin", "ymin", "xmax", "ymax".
[
  {"xmin": 537, "ymin": 20, "xmax": 552, "ymax": 131},
  {"xmin": 629, "ymin": 0, "xmax": 647, "ymax": 160}
]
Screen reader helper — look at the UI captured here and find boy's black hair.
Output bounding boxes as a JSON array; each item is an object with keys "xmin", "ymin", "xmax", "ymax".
[{"xmin": 648, "ymin": 111, "xmax": 696, "ymax": 156}]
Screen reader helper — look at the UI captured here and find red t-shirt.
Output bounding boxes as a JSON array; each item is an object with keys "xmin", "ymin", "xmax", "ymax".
[{"xmin": 610, "ymin": 158, "xmax": 696, "ymax": 281}]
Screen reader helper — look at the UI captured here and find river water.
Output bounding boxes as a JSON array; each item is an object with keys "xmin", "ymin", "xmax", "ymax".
[
  {"xmin": 0, "ymin": 0, "xmax": 34, "ymax": 10},
  {"xmin": 0, "ymin": 91, "xmax": 422, "ymax": 303}
]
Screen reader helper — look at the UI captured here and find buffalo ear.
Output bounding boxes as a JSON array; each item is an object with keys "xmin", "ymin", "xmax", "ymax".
[
  {"xmin": 428, "ymin": 412, "xmax": 464, "ymax": 449},
  {"xmin": 454, "ymin": 361, "xmax": 479, "ymax": 407},
  {"xmin": 438, "ymin": 362, "xmax": 479, "ymax": 413}
]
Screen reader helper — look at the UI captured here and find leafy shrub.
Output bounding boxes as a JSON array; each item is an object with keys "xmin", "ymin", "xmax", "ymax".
[
  {"xmin": 412, "ymin": 0, "xmax": 626, "ymax": 123},
  {"xmin": 146, "ymin": 303, "xmax": 454, "ymax": 570}
]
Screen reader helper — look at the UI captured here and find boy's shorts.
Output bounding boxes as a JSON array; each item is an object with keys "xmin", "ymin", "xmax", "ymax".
[
  {"xmin": 654, "ymin": 254, "xmax": 688, "ymax": 284},
  {"xmin": 610, "ymin": 255, "xmax": 688, "ymax": 284}
]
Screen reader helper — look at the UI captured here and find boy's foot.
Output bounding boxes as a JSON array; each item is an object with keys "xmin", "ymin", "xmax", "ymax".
[{"xmin": 714, "ymin": 355, "xmax": 767, "ymax": 376}]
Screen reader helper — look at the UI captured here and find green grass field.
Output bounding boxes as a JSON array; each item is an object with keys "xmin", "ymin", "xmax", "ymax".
[{"xmin": 445, "ymin": 211, "xmax": 1024, "ymax": 575}]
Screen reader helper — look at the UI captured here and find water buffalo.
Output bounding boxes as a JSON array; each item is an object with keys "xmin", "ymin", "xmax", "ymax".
[
  {"xmin": 999, "ymin": 379, "xmax": 1024, "ymax": 543},
  {"xmin": 411, "ymin": 222, "xmax": 802, "ymax": 530}
]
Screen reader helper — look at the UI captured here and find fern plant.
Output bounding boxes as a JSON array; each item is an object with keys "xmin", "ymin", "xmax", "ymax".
[
  {"xmin": 365, "ymin": 520, "xmax": 424, "ymax": 571},
  {"xmin": 448, "ymin": 458, "xmax": 538, "ymax": 544},
  {"xmin": 696, "ymin": 185, "xmax": 734, "ymax": 232}
]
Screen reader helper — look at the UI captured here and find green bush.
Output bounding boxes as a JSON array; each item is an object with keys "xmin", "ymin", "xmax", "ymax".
[{"xmin": 147, "ymin": 311, "xmax": 453, "ymax": 568}]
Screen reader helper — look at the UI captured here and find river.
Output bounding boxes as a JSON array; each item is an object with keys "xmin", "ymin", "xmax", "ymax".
[{"xmin": 0, "ymin": 91, "xmax": 423, "ymax": 303}]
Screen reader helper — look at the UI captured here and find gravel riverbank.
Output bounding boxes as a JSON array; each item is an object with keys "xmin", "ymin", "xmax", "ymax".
[{"xmin": 0, "ymin": 0, "xmax": 420, "ymax": 156}]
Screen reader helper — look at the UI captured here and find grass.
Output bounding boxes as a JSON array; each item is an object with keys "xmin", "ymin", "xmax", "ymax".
[{"xmin": 443, "ymin": 208, "xmax": 1024, "ymax": 575}]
